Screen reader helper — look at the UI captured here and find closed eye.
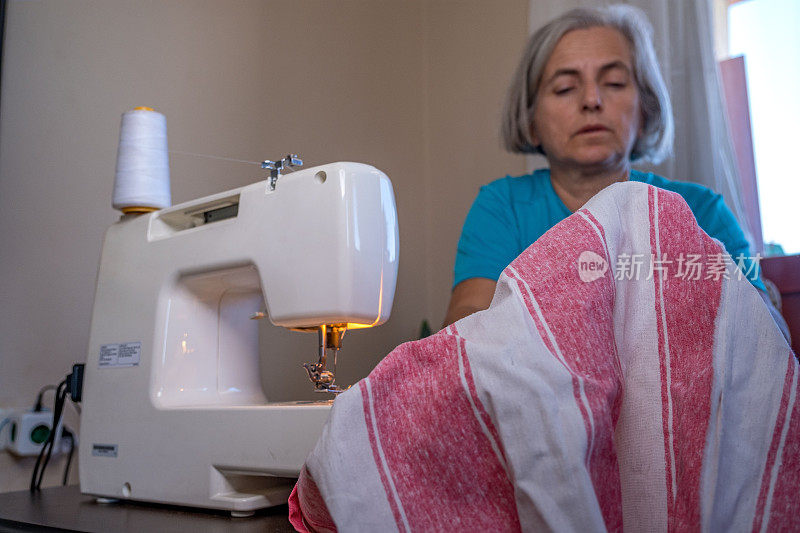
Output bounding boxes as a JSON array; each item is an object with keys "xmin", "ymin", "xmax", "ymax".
[{"xmin": 554, "ymin": 87, "xmax": 574, "ymax": 95}]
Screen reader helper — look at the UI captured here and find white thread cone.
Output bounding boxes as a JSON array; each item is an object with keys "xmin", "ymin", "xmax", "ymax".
[{"xmin": 112, "ymin": 108, "xmax": 171, "ymax": 210}]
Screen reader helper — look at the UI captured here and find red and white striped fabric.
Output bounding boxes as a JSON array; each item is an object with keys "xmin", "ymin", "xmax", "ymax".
[{"xmin": 289, "ymin": 182, "xmax": 799, "ymax": 532}]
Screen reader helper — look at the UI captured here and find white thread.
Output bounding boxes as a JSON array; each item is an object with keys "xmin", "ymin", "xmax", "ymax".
[
  {"xmin": 113, "ymin": 109, "xmax": 171, "ymax": 210},
  {"xmin": 168, "ymin": 150, "xmax": 261, "ymax": 166}
]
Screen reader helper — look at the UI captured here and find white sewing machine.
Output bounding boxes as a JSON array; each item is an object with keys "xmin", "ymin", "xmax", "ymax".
[{"xmin": 78, "ymin": 159, "xmax": 398, "ymax": 515}]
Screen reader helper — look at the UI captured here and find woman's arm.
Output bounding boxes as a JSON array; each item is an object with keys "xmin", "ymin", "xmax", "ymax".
[
  {"xmin": 450, "ymin": 179, "xmax": 521, "ymax": 328},
  {"xmin": 442, "ymin": 277, "xmax": 497, "ymax": 327}
]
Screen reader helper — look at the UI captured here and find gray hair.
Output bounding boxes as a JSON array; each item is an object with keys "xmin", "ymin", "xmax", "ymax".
[{"xmin": 501, "ymin": 5, "xmax": 673, "ymax": 164}]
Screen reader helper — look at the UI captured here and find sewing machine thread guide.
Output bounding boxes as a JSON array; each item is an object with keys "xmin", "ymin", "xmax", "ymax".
[{"xmin": 261, "ymin": 154, "xmax": 303, "ymax": 190}]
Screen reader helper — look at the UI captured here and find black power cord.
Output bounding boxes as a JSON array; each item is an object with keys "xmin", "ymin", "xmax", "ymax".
[
  {"xmin": 61, "ymin": 429, "xmax": 75, "ymax": 486},
  {"xmin": 29, "ymin": 364, "xmax": 85, "ymax": 492},
  {"xmin": 30, "ymin": 380, "xmax": 66, "ymax": 491},
  {"xmin": 33, "ymin": 384, "xmax": 57, "ymax": 412}
]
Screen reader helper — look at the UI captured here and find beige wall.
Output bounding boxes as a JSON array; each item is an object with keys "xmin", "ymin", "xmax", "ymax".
[
  {"xmin": 422, "ymin": 2, "xmax": 529, "ymax": 321},
  {"xmin": 0, "ymin": 0, "xmax": 527, "ymax": 492}
]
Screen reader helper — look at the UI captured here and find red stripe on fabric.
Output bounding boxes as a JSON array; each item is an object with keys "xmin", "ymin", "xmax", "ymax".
[
  {"xmin": 510, "ymin": 263, "xmax": 598, "ymax": 462},
  {"xmin": 451, "ymin": 322, "xmax": 509, "ymax": 466},
  {"xmin": 580, "ymin": 209, "xmax": 610, "ymax": 257},
  {"xmin": 505, "ymin": 209, "xmax": 623, "ymax": 531},
  {"xmin": 506, "ymin": 267, "xmax": 594, "ymax": 464},
  {"xmin": 367, "ymin": 333, "xmax": 521, "ymax": 531},
  {"xmin": 767, "ymin": 358, "xmax": 800, "ymax": 529},
  {"xmin": 360, "ymin": 381, "xmax": 407, "ymax": 532},
  {"xmin": 752, "ymin": 357, "xmax": 799, "ymax": 532},
  {"xmin": 505, "ymin": 271, "xmax": 557, "ymax": 357},
  {"xmin": 456, "ymin": 332, "xmax": 509, "ymax": 465},
  {"xmin": 289, "ymin": 466, "xmax": 337, "ymax": 533},
  {"xmin": 288, "ymin": 483, "xmax": 311, "ymax": 533},
  {"xmin": 650, "ymin": 187, "xmax": 676, "ymax": 521},
  {"xmin": 651, "ymin": 187, "xmax": 722, "ymax": 531},
  {"xmin": 579, "ymin": 208, "xmax": 621, "ymax": 381}
]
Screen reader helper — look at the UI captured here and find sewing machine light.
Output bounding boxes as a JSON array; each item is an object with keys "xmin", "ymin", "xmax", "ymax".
[{"xmin": 345, "ymin": 322, "xmax": 375, "ymax": 329}]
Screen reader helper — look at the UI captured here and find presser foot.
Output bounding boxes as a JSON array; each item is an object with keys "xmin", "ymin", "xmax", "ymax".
[
  {"xmin": 300, "ymin": 323, "xmax": 350, "ymax": 394},
  {"xmin": 302, "ymin": 363, "xmax": 347, "ymax": 394}
]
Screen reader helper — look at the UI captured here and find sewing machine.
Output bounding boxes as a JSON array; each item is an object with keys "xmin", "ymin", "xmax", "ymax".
[{"xmin": 78, "ymin": 159, "xmax": 399, "ymax": 515}]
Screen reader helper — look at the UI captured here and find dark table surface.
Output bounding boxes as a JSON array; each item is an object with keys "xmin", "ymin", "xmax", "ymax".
[{"xmin": 0, "ymin": 485, "xmax": 295, "ymax": 532}]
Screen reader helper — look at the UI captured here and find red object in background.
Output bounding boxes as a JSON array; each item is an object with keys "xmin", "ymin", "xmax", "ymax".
[
  {"xmin": 761, "ymin": 254, "xmax": 800, "ymax": 354},
  {"xmin": 719, "ymin": 56, "xmax": 764, "ymax": 254}
]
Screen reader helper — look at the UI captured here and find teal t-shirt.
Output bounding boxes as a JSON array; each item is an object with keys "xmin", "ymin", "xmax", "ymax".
[{"xmin": 454, "ymin": 169, "xmax": 764, "ymax": 291}]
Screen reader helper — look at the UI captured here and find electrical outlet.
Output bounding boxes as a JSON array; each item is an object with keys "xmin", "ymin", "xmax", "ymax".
[
  {"xmin": 4, "ymin": 410, "xmax": 64, "ymax": 457},
  {"xmin": 59, "ymin": 428, "xmax": 78, "ymax": 455}
]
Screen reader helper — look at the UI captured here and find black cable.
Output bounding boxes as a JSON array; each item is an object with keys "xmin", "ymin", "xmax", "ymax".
[
  {"xmin": 33, "ymin": 384, "xmax": 57, "ymax": 412},
  {"xmin": 30, "ymin": 380, "xmax": 63, "ymax": 490},
  {"xmin": 29, "ymin": 365, "xmax": 85, "ymax": 491},
  {"xmin": 61, "ymin": 430, "xmax": 75, "ymax": 486},
  {"xmin": 37, "ymin": 382, "xmax": 68, "ymax": 490},
  {"xmin": 30, "ymin": 379, "xmax": 66, "ymax": 492}
]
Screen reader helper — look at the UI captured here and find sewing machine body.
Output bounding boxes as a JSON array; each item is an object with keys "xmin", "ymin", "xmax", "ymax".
[{"xmin": 78, "ymin": 162, "xmax": 398, "ymax": 513}]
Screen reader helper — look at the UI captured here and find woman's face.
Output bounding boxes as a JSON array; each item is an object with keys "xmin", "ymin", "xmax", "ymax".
[{"xmin": 531, "ymin": 26, "xmax": 642, "ymax": 173}]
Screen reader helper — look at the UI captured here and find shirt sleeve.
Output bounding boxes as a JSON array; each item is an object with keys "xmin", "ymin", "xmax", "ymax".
[
  {"xmin": 453, "ymin": 181, "xmax": 521, "ymax": 288},
  {"xmin": 692, "ymin": 190, "xmax": 766, "ymax": 292}
]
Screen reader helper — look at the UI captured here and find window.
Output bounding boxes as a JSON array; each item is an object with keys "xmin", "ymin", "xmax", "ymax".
[{"xmin": 727, "ymin": 0, "xmax": 800, "ymax": 255}]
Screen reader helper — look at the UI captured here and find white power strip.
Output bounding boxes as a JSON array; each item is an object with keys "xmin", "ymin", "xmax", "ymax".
[{"xmin": 2, "ymin": 409, "xmax": 70, "ymax": 457}]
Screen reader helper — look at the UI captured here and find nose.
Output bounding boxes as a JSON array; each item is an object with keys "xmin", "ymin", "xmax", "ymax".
[{"xmin": 581, "ymin": 82, "xmax": 602, "ymax": 111}]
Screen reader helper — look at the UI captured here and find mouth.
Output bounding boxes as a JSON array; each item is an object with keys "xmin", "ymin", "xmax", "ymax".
[{"xmin": 575, "ymin": 125, "xmax": 610, "ymax": 135}]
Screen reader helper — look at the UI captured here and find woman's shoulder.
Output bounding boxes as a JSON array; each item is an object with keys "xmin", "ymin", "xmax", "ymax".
[
  {"xmin": 479, "ymin": 169, "xmax": 551, "ymax": 203},
  {"xmin": 630, "ymin": 170, "xmax": 721, "ymax": 208}
]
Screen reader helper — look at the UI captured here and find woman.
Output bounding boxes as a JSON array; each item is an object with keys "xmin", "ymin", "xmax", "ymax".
[{"xmin": 444, "ymin": 5, "xmax": 785, "ymax": 334}]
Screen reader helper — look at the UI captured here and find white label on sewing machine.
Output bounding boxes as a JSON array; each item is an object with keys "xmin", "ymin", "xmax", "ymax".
[
  {"xmin": 92, "ymin": 444, "xmax": 118, "ymax": 457},
  {"xmin": 98, "ymin": 342, "xmax": 141, "ymax": 367}
]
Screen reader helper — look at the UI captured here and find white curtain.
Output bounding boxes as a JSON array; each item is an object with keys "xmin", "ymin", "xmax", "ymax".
[{"xmin": 526, "ymin": 0, "xmax": 754, "ymax": 244}]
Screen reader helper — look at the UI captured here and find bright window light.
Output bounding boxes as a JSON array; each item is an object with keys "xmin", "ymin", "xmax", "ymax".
[{"xmin": 729, "ymin": 0, "xmax": 800, "ymax": 255}]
